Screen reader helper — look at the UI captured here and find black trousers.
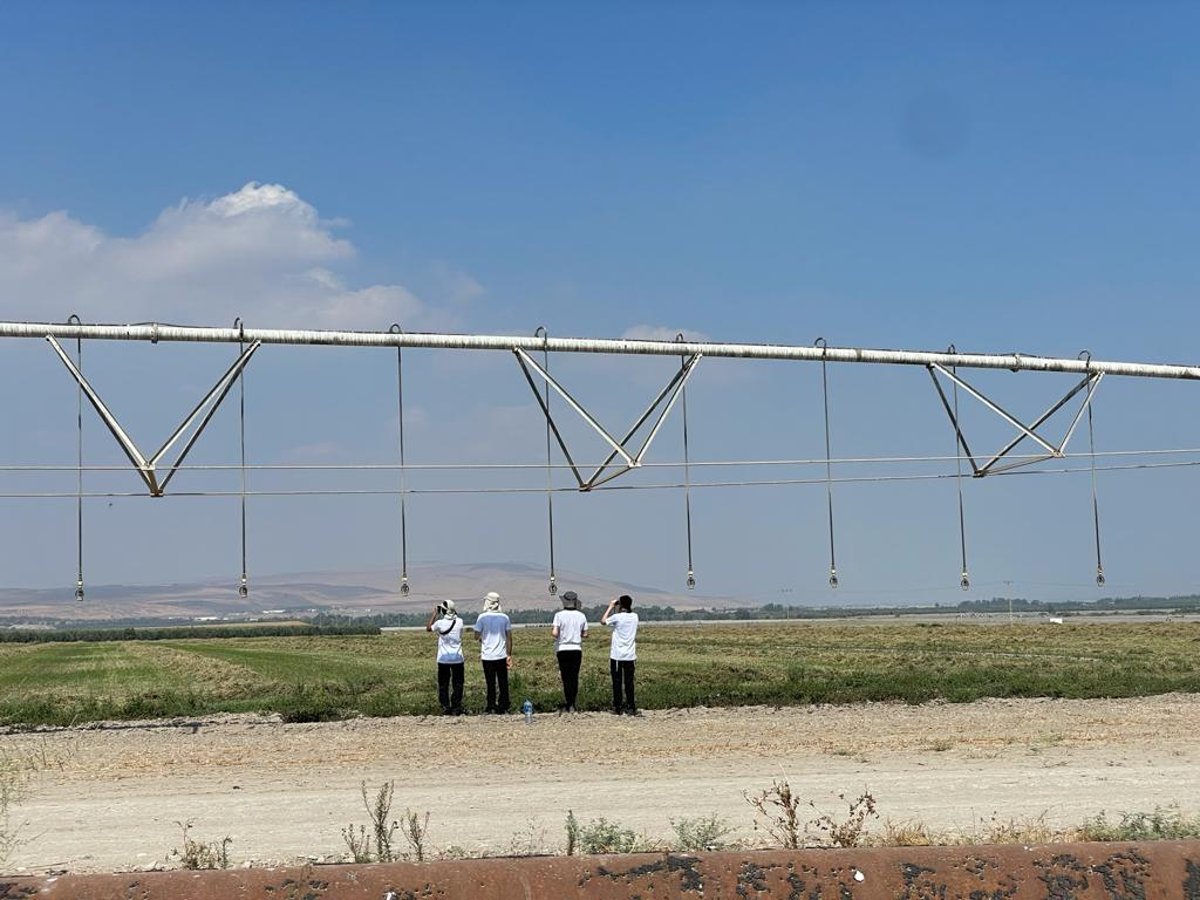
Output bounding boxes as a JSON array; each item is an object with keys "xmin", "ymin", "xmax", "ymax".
[
  {"xmin": 556, "ymin": 650, "xmax": 582, "ymax": 707},
  {"xmin": 437, "ymin": 662, "xmax": 464, "ymax": 712},
  {"xmin": 610, "ymin": 658, "xmax": 636, "ymax": 711},
  {"xmin": 482, "ymin": 658, "xmax": 510, "ymax": 712}
]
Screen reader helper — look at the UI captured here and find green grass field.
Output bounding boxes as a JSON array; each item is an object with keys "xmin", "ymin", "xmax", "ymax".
[{"xmin": 0, "ymin": 619, "xmax": 1198, "ymax": 727}]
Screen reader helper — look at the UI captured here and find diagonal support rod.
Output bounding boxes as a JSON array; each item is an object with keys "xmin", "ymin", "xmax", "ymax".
[
  {"xmin": 513, "ymin": 347, "xmax": 637, "ymax": 468},
  {"xmin": 975, "ymin": 372, "xmax": 1103, "ymax": 476},
  {"xmin": 926, "ymin": 365, "xmax": 981, "ymax": 476},
  {"xmin": 513, "ymin": 347, "xmax": 702, "ymax": 491},
  {"xmin": 47, "ymin": 336, "xmax": 261, "ymax": 496},
  {"xmin": 152, "ymin": 341, "xmax": 263, "ymax": 494},
  {"xmin": 513, "ymin": 349, "xmax": 587, "ymax": 490},
  {"xmin": 1056, "ymin": 372, "xmax": 1104, "ymax": 455},
  {"xmin": 583, "ymin": 353, "xmax": 701, "ymax": 490},
  {"xmin": 47, "ymin": 336, "xmax": 151, "ymax": 481},
  {"xmin": 929, "ymin": 363, "xmax": 1062, "ymax": 458},
  {"xmin": 927, "ymin": 364, "xmax": 1106, "ymax": 478}
]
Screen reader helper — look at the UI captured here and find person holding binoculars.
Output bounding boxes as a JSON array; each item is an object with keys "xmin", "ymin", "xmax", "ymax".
[
  {"xmin": 601, "ymin": 594, "xmax": 639, "ymax": 716},
  {"xmin": 425, "ymin": 599, "xmax": 464, "ymax": 715}
]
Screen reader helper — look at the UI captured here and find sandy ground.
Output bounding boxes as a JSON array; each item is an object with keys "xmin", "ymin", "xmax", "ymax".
[{"xmin": 2, "ymin": 694, "xmax": 1198, "ymax": 874}]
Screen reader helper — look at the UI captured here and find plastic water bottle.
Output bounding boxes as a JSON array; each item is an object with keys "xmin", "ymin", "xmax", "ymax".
[{"xmin": 522, "ymin": 699, "xmax": 534, "ymax": 724}]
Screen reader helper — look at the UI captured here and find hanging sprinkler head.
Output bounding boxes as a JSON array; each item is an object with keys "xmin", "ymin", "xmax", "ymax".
[
  {"xmin": 686, "ymin": 570, "xmax": 696, "ymax": 590},
  {"xmin": 1095, "ymin": 568, "xmax": 1106, "ymax": 587},
  {"xmin": 960, "ymin": 571, "xmax": 970, "ymax": 591},
  {"xmin": 400, "ymin": 576, "xmax": 410, "ymax": 596},
  {"xmin": 548, "ymin": 576, "xmax": 558, "ymax": 596},
  {"xmin": 75, "ymin": 581, "xmax": 84, "ymax": 602},
  {"xmin": 239, "ymin": 575, "xmax": 248, "ymax": 599},
  {"xmin": 828, "ymin": 569, "xmax": 839, "ymax": 589}
]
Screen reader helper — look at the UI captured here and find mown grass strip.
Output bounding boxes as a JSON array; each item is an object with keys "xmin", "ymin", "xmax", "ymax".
[{"xmin": 0, "ymin": 620, "xmax": 1197, "ymax": 726}]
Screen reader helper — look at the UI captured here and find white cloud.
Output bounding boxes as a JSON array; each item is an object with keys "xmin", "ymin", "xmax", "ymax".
[
  {"xmin": 280, "ymin": 440, "xmax": 354, "ymax": 464},
  {"xmin": 621, "ymin": 324, "xmax": 711, "ymax": 343},
  {"xmin": 431, "ymin": 260, "xmax": 484, "ymax": 304},
  {"xmin": 0, "ymin": 182, "xmax": 466, "ymax": 330}
]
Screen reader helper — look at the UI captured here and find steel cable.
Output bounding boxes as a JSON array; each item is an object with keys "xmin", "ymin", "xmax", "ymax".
[
  {"xmin": 536, "ymin": 327, "xmax": 557, "ymax": 596},
  {"xmin": 391, "ymin": 324, "xmax": 410, "ymax": 595},
  {"xmin": 818, "ymin": 338, "xmax": 838, "ymax": 589},
  {"xmin": 8, "ymin": 454, "xmax": 1200, "ymax": 499},
  {"xmin": 3, "ymin": 446, "xmax": 1198, "ymax": 473},
  {"xmin": 1088, "ymin": 393, "xmax": 1105, "ymax": 587},
  {"xmin": 950, "ymin": 351, "xmax": 970, "ymax": 590},
  {"xmin": 677, "ymin": 335, "xmax": 696, "ymax": 589},
  {"xmin": 236, "ymin": 319, "xmax": 248, "ymax": 598},
  {"xmin": 69, "ymin": 315, "xmax": 84, "ymax": 601}
]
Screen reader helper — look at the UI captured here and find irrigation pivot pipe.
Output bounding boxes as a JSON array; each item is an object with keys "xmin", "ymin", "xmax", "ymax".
[{"xmin": 2, "ymin": 320, "xmax": 1200, "ymax": 380}]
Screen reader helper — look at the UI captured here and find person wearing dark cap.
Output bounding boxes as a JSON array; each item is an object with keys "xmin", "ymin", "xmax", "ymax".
[
  {"xmin": 601, "ymin": 594, "xmax": 639, "ymax": 715},
  {"xmin": 425, "ymin": 599, "xmax": 464, "ymax": 715},
  {"xmin": 551, "ymin": 590, "xmax": 588, "ymax": 712}
]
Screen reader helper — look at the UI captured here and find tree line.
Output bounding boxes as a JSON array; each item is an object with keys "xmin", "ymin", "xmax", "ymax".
[{"xmin": 1, "ymin": 592, "xmax": 1197, "ymax": 643}]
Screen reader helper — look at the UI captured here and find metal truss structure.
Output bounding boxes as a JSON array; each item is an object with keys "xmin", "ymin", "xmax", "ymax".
[
  {"xmin": 3, "ymin": 318, "xmax": 1198, "ymax": 599},
  {"xmin": 927, "ymin": 363, "xmax": 1103, "ymax": 478},
  {"xmin": 47, "ymin": 335, "xmax": 262, "ymax": 497}
]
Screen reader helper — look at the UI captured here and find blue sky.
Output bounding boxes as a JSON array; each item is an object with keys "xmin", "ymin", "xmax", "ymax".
[{"xmin": 0, "ymin": 2, "xmax": 1198, "ymax": 606}]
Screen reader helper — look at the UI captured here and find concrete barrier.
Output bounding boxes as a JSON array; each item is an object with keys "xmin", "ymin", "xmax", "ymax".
[{"xmin": 3, "ymin": 841, "xmax": 1199, "ymax": 898}]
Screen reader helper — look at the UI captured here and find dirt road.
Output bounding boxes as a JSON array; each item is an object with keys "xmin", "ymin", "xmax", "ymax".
[{"xmin": 3, "ymin": 694, "xmax": 1198, "ymax": 874}]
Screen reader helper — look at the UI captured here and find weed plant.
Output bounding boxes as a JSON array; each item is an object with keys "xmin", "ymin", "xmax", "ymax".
[
  {"xmin": 505, "ymin": 819, "xmax": 551, "ymax": 857},
  {"xmin": 0, "ymin": 749, "xmax": 24, "ymax": 867},
  {"xmin": 964, "ymin": 811, "xmax": 1068, "ymax": 845},
  {"xmin": 808, "ymin": 791, "xmax": 879, "ymax": 848},
  {"xmin": 342, "ymin": 781, "xmax": 402, "ymax": 863},
  {"xmin": 670, "ymin": 813, "xmax": 738, "ymax": 851},
  {"xmin": 564, "ymin": 810, "xmax": 579, "ymax": 856},
  {"xmin": 1078, "ymin": 806, "xmax": 1200, "ymax": 841},
  {"xmin": 745, "ymin": 780, "xmax": 804, "ymax": 849},
  {"xmin": 876, "ymin": 819, "xmax": 941, "ymax": 847},
  {"xmin": 0, "ymin": 738, "xmax": 71, "ymax": 867},
  {"xmin": 401, "ymin": 808, "xmax": 430, "ymax": 862},
  {"xmin": 173, "ymin": 821, "xmax": 232, "ymax": 870},
  {"xmin": 575, "ymin": 817, "xmax": 652, "ymax": 854}
]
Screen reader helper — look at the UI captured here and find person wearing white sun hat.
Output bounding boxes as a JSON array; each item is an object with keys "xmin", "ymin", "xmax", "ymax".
[{"xmin": 473, "ymin": 591, "xmax": 512, "ymax": 713}]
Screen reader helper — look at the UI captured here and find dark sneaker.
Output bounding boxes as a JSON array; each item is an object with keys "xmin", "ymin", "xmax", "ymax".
[
  {"xmin": 612, "ymin": 707, "xmax": 623, "ymax": 715},
  {"xmin": 624, "ymin": 707, "xmax": 641, "ymax": 717}
]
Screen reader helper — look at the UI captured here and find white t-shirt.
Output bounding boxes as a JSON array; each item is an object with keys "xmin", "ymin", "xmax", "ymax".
[
  {"xmin": 605, "ymin": 611, "xmax": 638, "ymax": 661},
  {"xmin": 473, "ymin": 611, "xmax": 511, "ymax": 661},
  {"xmin": 552, "ymin": 609, "xmax": 588, "ymax": 652},
  {"xmin": 432, "ymin": 616, "xmax": 463, "ymax": 664}
]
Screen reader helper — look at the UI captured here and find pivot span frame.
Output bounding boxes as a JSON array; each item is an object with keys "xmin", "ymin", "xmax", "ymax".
[{"xmin": 2, "ymin": 318, "xmax": 1193, "ymax": 598}]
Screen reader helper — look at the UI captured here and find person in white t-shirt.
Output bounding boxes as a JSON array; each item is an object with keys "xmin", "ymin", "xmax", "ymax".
[
  {"xmin": 551, "ymin": 590, "xmax": 588, "ymax": 712},
  {"xmin": 472, "ymin": 591, "xmax": 512, "ymax": 713},
  {"xmin": 601, "ymin": 594, "xmax": 639, "ymax": 715},
  {"xmin": 425, "ymin": 599, "xmax": 464, "ymax": 715}
]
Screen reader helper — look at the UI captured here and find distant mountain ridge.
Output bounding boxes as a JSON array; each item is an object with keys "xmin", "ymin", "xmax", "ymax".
[{"xmin": 0, "ymin": 562, "xmax": 752, "ymax": 623}]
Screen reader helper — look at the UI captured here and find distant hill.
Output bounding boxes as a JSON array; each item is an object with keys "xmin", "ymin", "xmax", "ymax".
[{"xmin": 0, "ymin": 562, "xmax": 753, "ymax": 623}]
